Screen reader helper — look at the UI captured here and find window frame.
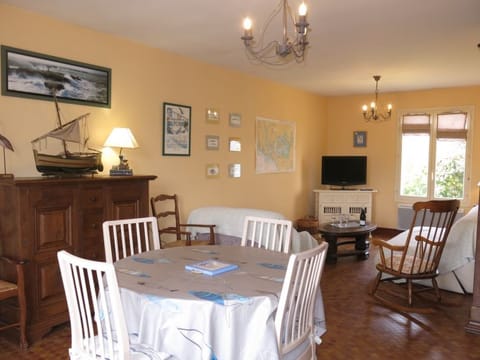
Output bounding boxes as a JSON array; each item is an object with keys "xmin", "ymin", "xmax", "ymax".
[{"xmin": 395, "ymin": 105, "xmax": 474, "ymax": 207}]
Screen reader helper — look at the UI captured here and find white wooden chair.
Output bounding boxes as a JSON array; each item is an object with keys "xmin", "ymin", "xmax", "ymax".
[
  {"xmin": 103, "ymin": 217, "xmax": 161, "ymax": 263},
  {"xmin": 241, "ymin": 216, "xmax": 292, "ymax": 253},
  {"xmin": 275, "ymin": 242, "xmax": 329, "ymax": 360},
  {"xmin": 57, "ymin": 250, "xmax": 169, "ymax": 359}
]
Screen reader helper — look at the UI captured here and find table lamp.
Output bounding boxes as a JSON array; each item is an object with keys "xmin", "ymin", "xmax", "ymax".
[{"xmin": 103, "ymin": 127, "xmax": 139, "ymax": 176}]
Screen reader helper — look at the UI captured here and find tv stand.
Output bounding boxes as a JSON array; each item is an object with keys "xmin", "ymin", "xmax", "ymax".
[{"xmin": 313, "ymin": 189, "xmax": 376, "ymax": 224}]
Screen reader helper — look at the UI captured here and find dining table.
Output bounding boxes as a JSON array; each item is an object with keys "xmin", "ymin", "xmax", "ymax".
[{"xmin": 114, "ymin": 245, "xmax": 326, "ymax": 360}]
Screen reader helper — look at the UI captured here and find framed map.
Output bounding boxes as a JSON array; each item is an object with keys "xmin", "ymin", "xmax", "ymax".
[{"xmin": 255, "ymin": 117, "xmax": 295, "ymax": 174}]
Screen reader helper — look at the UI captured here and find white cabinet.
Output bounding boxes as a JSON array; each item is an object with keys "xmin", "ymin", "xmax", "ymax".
[{"xmin": 314, "ymin": 189, "xmax": 376, "ymax": 224}]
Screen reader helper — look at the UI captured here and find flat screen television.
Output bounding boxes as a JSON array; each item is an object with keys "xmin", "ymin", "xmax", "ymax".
[{"xmin": 321, "ymin": 156, "xmax": 367, "ymax": 188}]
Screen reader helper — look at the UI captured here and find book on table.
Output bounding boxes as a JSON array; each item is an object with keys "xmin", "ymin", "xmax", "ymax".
[{"xmin": 185, "ymin": 259, "xmax": 239, "ymax": 276}]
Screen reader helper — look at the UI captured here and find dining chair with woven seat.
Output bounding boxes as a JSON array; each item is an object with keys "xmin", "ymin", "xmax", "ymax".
[
  {"xmin": 150, "ymin": 194, "xmax": 216, "ymax": 248},
  {"xmin": 370, "ymin": 199, "xmax": 460, "ymax": 312},
  {"xmin": 241, "ymin": 216, "xmax": 293, "ymax": 253},
  {"xmin": 275, "ymin": 242, "xmax": 328, "ymax": 359},
  {"xmin": 0, "ymin": 256, "xmax": 28, "ymax": 349},
  {"xmin": 57, "ymin": 250, "xmax": 171, "ymax": 359},
  {"xmin": 103, "ymin": 216, "xmax": 161, "ymax": 263}
]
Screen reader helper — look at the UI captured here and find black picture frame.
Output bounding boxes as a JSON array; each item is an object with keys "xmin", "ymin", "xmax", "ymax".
[
  {"xmin": 163, "ymin": 102, "xmax": 191, "ymax": 156},
  {"xmin": 1, "ymin": 45, "xmax": 111, "ymax": 108}
]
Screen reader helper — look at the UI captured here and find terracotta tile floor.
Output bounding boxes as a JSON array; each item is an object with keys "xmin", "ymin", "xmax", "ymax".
[
  {"xmin": 317, "ymin": 234, "xmax": 480, "ymax": 359},
  {"xmin": 1, "ymin": 233, "xmax": 480, "ymax": 359}
]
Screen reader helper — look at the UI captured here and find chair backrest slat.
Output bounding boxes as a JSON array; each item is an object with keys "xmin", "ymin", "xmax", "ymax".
[
  {"xmin": 103, "ymin": 217, "xmax": 161, "ymax": 263},
  {"xmin": 399, "ymin": 199, "xmax": 459, "ymax": 275},
  {"xmin": 241, "ymin": 216, "xmax": 292, "ymax": 253},
  {"xmin": 275, "ymin": 242, "xmax": 328, "ymax": 358},
  {"xmin": 57, "ymin": 250, "xmax": 130, "ymax": 359}
]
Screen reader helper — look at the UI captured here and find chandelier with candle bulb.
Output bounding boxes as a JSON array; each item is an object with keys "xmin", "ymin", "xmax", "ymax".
[
  {"xmin": 241, "ymin": 0, "xmax": 310, "ymax": 65},
  {"xmin": 362, "ymin": 75, "xmax": 392, "ymax": 122}
]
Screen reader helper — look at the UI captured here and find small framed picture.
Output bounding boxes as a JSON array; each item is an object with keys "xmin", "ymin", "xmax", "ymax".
[
  {"xmin": 229, "ymin": 163, "xmax": 241, "ymax": 178},
  {"xmin": 206, "ymin": 108, "xmax": 219, "ymax": 123},
  {"xmin": 206, "ymin": 135, "xmax": 219, "ymax": 150},
  {"xmin": 206, "ymin": 163, "xmax": 220, "ymax": 178},
  {"xmin": 229, "ymin": 138, "xmax": 241, "ymax": 152},
  {"xmin": 353, "ymin": 131, "xmax": 367, "ymax": 147},
  {"xmin": 229, "ymin": 113, "xmax": 241, "ymax": 127}
]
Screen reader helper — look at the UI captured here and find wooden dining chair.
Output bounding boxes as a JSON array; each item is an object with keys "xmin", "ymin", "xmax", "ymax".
[
  {"xmin": 150, "ymin": 194, "xmax": 216, "ymax": 248},
  {"xmin": 241, "ymin": 216, "xmax": 293, "ymax": 253},
  {"xmin": 0, "ymin": 256, "xmax": 28, "ymax": 349},
  {"xmin": 370, "ymin": 199, "xmax": 460, "ymax": 312},
  {"xmin": 275, "ymin": 242, "xmax": 328, "ymax": 360},
  {"xmin": 57, "ymin": 250, "xmax": 169, "ymax": 359},
  {"xmin": 102, "ymin": 216, "xmax": 161, "ymax": 263}
]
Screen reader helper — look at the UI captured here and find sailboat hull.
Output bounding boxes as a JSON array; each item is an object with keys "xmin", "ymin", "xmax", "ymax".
[{"xmin": 33, "ymin": 149, "xmax": 103, "ymax": 175}]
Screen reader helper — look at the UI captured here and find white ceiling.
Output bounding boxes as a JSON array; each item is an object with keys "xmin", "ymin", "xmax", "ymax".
[{"xmin": 2, "ymin": 0, "xmax": 480, "ymax": 96}]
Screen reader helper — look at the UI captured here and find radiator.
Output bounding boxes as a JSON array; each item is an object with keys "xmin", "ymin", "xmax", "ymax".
[{"xmin": 397, "ymin": 204, "xmax": 464, "ymax": 230}]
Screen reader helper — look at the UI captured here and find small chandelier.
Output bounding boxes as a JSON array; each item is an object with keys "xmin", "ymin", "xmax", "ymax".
[
  {"xmin": 362, "ymin": 75, "xmax": 392, "ymax": 121},
  {"xmin": 241, "ymin": 0, "xmax": 310, "ymax": 65}
]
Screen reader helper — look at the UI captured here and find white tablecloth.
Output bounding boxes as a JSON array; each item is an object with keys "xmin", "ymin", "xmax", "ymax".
[{"xmin": 115, "ymin": 245, "xmax": 326, "ymax": 360}]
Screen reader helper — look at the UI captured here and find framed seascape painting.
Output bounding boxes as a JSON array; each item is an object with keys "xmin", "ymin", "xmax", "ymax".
[
  {"xmin": 163, "ymin": 102, "xmax": 191, "ymax": 156},
  {"xmin": 1, "ymin": 45, "xmax": 111, "ymax": 108}
]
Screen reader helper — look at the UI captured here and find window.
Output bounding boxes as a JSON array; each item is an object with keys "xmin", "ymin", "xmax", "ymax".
[{"xmin": 397, "ymin": 107, "xmax": 473, "ymax": 203}]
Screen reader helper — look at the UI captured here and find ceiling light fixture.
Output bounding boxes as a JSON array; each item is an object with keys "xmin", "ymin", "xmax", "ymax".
[
  {"xmin": 241, "ymin": 0, "xmax": 310, "ymax": 66},
  {"xmin": 362, "ymin": 75, "xmax": 392, "ymax": 122}
]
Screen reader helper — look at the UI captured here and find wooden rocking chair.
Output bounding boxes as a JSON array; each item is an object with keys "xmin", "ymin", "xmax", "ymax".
[{"xmin": 370, "ymin": 199, "xmax": 460, "ymax": 312}]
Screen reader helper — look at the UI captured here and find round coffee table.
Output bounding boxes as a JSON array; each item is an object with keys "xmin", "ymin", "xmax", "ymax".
[{"xmin": 318, "ymin": 221, "xmax": 377, "ymax": 263}]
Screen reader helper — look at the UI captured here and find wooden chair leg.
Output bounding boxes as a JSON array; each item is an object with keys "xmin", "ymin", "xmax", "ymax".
[
  {"xmin": 432, "ymin": 278, "xmax": 441, "ymax": 302},
  {"xmin": 407, "ymin": 279, "xmax": 413, "ymax": 306},
  {"xmin": 19, "ymin": 295, "xmax": 28, "ymax": 349},
  {"xmin": 370, "ymin": 271, "xmax": 382, "ymax": 295},
  {"xmin": 17, "ymin": 266, "xmax": 28, "ymax": 349}
]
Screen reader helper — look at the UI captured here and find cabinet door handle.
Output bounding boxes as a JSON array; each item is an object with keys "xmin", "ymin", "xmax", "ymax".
[
  {"xmin": 91, "ymin": 223, "xmax": 98, "ymax": 229},
  {"xmin": 90, "ymin": 196, "xmax": 97, "ymax": 202}
]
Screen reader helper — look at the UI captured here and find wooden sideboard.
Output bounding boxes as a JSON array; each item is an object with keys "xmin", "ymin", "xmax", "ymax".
[
  {"xmin": 466, "ymin": 184, "xmax": 480, "ymax": 334},
  {"xmin": 0, "ymin": 175, "xmax": 156, "ymax": 342}
]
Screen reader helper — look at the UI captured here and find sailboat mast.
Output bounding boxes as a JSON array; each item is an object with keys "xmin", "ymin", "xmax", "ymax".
[{"xmin": 51, "ymin": 89, "xmax": 68, "ymax": 156}]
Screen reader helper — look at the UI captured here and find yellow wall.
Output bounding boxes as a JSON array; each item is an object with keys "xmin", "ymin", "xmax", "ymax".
[
  {"xmin": 1, "ymin": 5, "xmax": 479, "ymax": 229},
  {"xmin": 326, "ymin": 86, "xmax": 480, "ymax": 227},
  {"xmin": 0, "ymin": 4, "xmax": 327, "ymax": 221}
]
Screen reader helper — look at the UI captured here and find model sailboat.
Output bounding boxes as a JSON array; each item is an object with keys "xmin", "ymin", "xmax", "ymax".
[{"xmin": 31, "ymin": 82, "xmax": 103, "ymax": 175}]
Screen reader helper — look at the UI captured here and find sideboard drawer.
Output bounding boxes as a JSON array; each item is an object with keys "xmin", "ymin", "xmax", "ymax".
[{"xmin": 80, "ymin": 187, "xmax": 104, "ymax": 208}]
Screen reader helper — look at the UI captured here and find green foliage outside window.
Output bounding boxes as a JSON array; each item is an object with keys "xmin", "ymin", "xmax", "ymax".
[{"xmin": 434, "ymin": 155, "xmax": 465, "ymax": 198}]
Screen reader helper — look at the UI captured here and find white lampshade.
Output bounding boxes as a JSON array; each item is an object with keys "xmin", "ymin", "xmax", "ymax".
[{"xmin": 104, "ymin": 128, "xmax": 139, "ymax": 150}]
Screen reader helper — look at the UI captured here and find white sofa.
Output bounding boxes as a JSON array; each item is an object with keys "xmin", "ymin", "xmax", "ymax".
[{"xmin": 187, "ymin": 206, "xmax": 319, "ymax": 253}]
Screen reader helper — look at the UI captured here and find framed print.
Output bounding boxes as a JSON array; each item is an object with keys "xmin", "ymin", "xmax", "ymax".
[
  {"xmin": 206, "ymin": 135, "xmax": 219, "ymax": 150},
  {"xmin": 163, "ymin": 102, "xmax": 191, "ymax": 156},
  {"xmin": 229, "ymin": 113, "xmax": 241, "ymax": 127},
  {"xmin": 353, "ymin": 131, "xmax": 367, "ymax": 147},
  {"xmin": 206, "ymin": 163, "xmax": 220, "ymax": 178},
  {"xmin": 1, "ymin": 45, "xmax": 111, "ymax": 108},
  {"xmin": 229, "ymin": 138, "xmax": 241, "ymax": 152},
  {"xmin": 206, "ymin": 108, "xmax": 219, "ymax": 123},
  {"xmin": 229, "ymin": 163, "xmax": 241, "ymax": 178}
]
